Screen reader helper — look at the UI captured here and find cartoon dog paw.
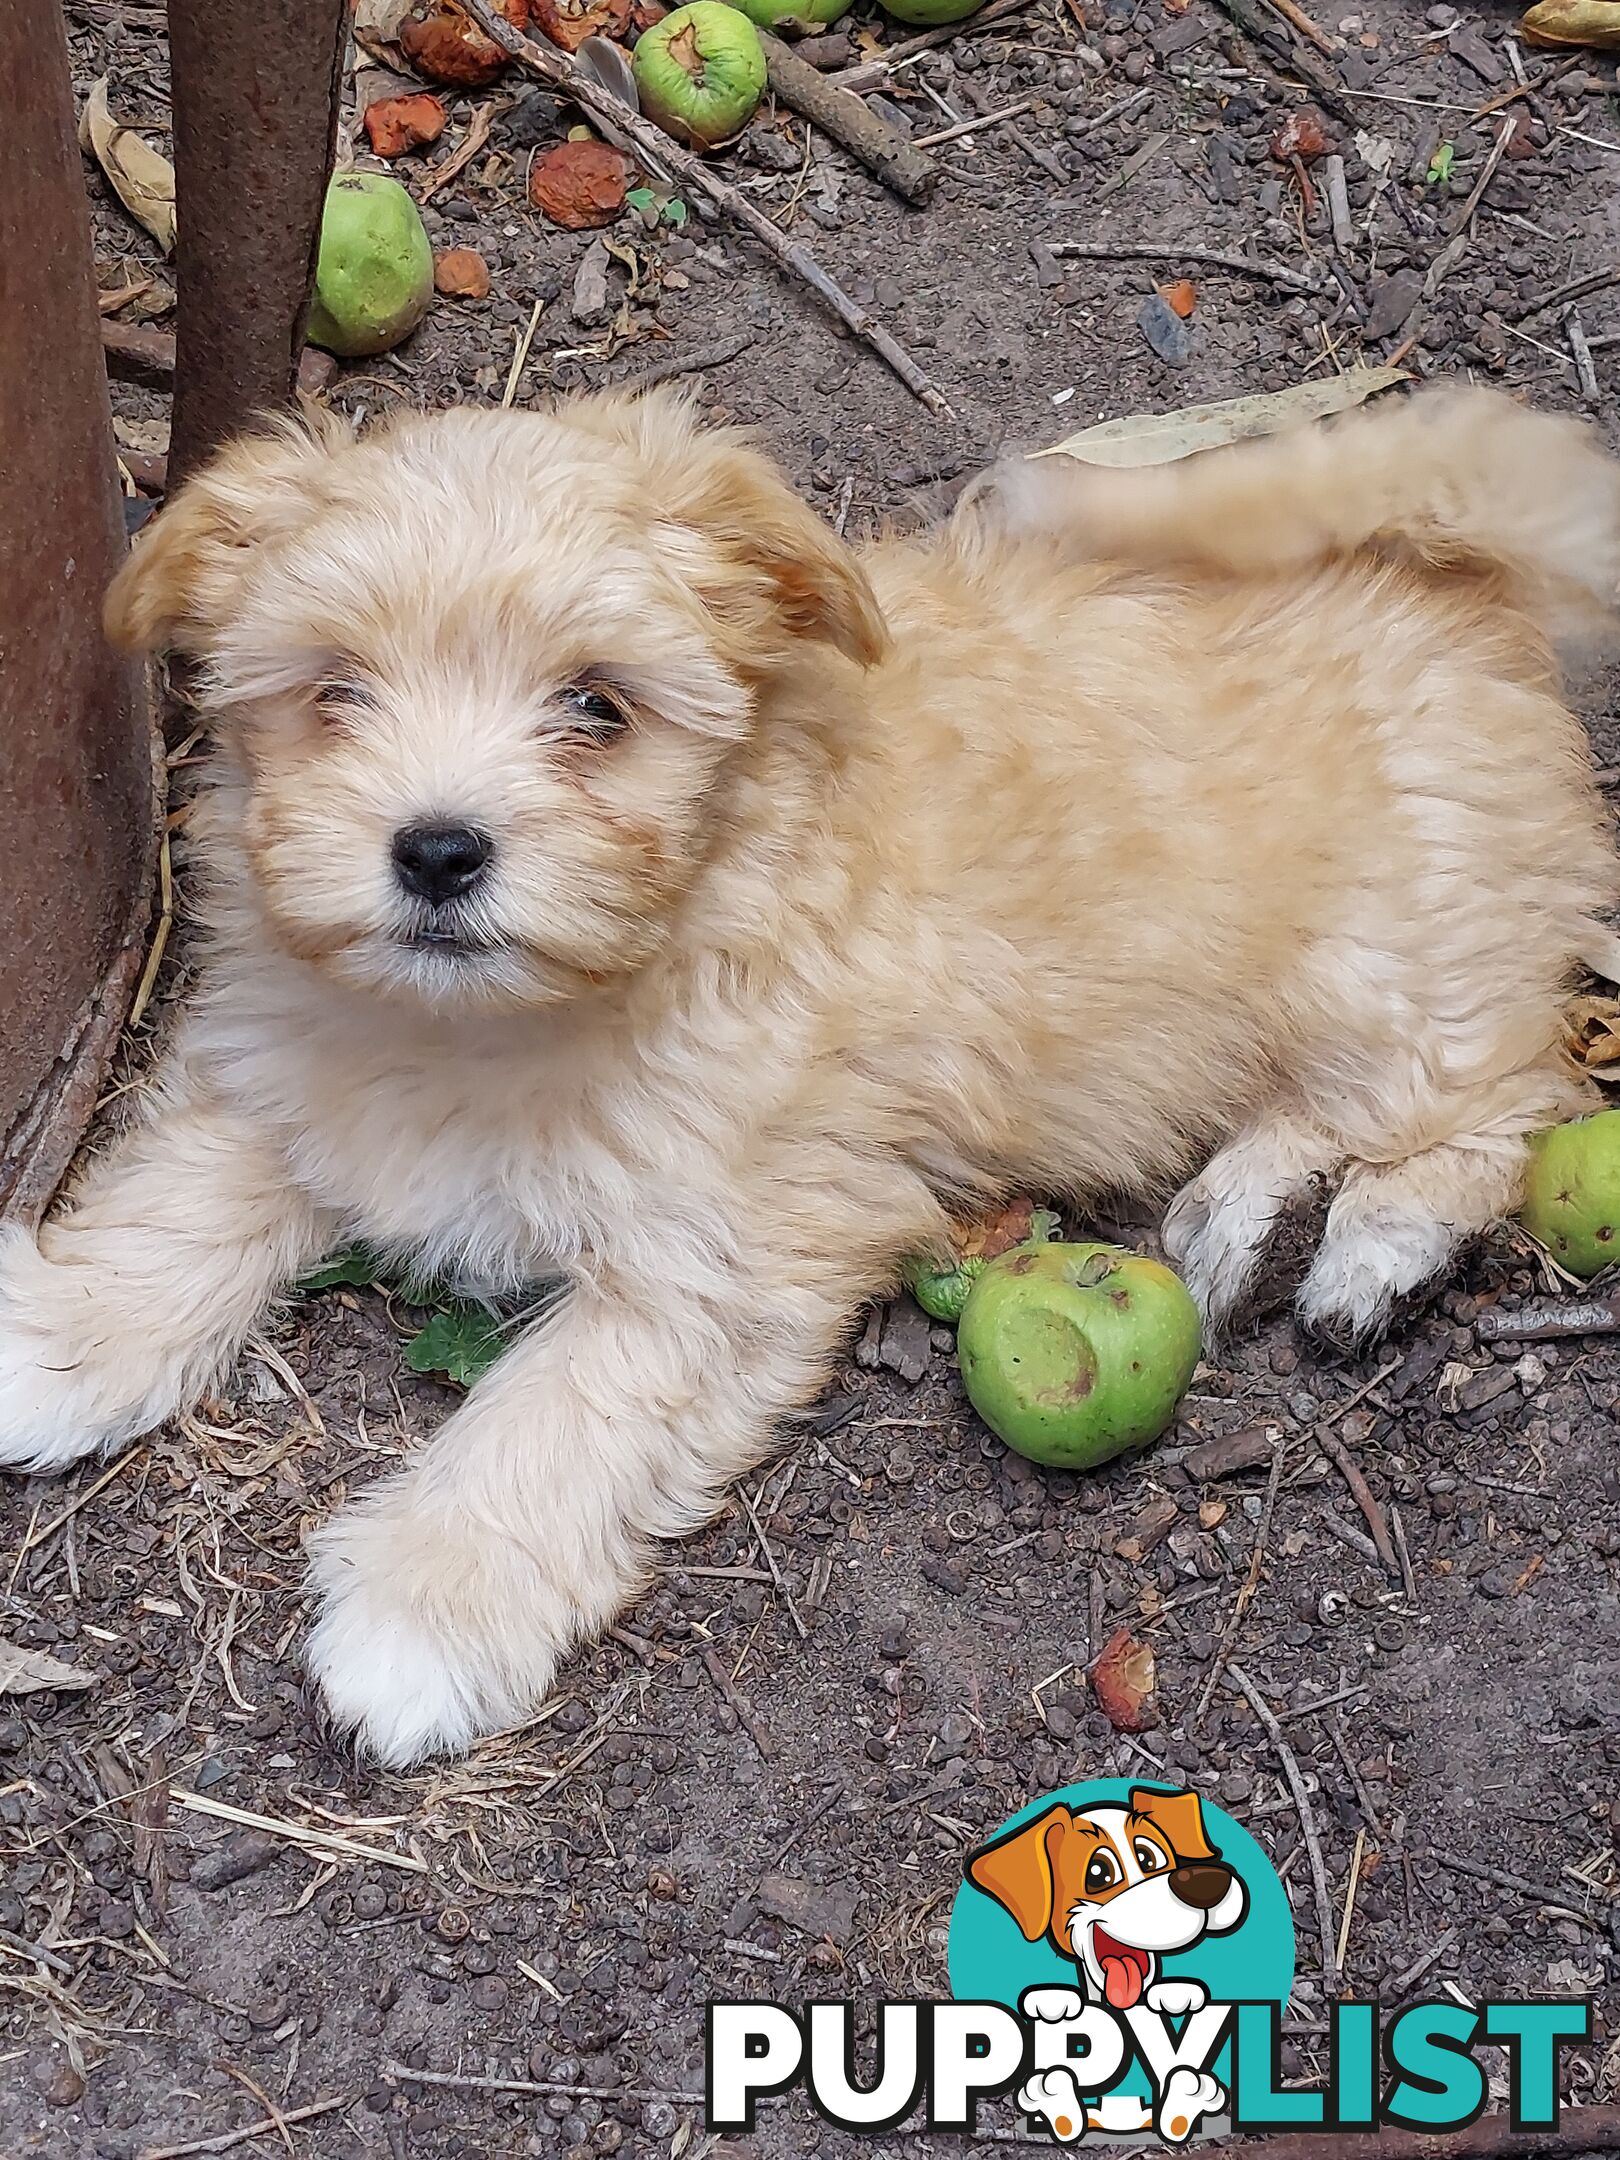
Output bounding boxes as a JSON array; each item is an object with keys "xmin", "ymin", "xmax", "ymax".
[
  {"xmin": 1019, "ymin": 2068, "xmax": 1089, "ymax": 2143},
  {"xmin": 1157, "ymin": 2067, "xmax": 1225, "ymax": 2144},
  {"xmin": 1020, "ymin": 1985, "xmax": 1087, "ymax": 2025},
  {"xmin": 1145, "ymin": 1978, "xmax": 1209, "ymax": 2018}
]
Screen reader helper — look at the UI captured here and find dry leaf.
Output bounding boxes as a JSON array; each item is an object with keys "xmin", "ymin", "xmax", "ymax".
[
  {"xmin": 1521, "ymin": 0, "xmax": 1620, "ymax": 48},
  {"xmin": 1040, "ymin": 367, "xmax": 1408, "ymax": 470},
  {"xmin": 528, "ymin": 138, "xmax": 630, "ymax": 228},
  {"xmin": 532, "ymin": 0, "xmax": 633, "ymax": 52},
  {"xmin": 364, "ymin": 91, "xmax": 448, "ymax": 155},
  {"xmin": 1564, "ymin": 994, "xmax": 1620, "ymax": 1070},
  {"xmin": 0, "ymin": 1637, "xmax": 95, "ymax": 1696},
  {"xmin": 434, "ymin": 244, "xmax": 492, "ymax": 296},
  {"xmin": 79, "ymin": 79, "xmax": 176, "ymax": 252},
  {"xmin": 402, "ymin": 0, "xmax": 526, "ymax": 87},
  {"xmin": 1091, "ymin": 1626, "xmax": 1155, "ymax": 1732},
  {"xmin": 1158, "ymin": 278, "xmax": 1197, "ymax": 319},
  {"xmin": 1270, "ymin": 105, "xmax": 1333, "ymax": 161}
]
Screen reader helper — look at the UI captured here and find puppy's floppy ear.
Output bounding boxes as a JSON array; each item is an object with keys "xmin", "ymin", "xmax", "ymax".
[
  {"xmin": 1129, "ymin": 1785, "xmax": 1218, "ymax": 1865},
  {"xmin": 105, "ymin": 411, "xmax": 343, "ymax": 656},
  {"xmin": 604, "ymin": 387, "xmax": 887, "ymax": 669},
  {"xmin": 966, "ymin": 1804, "xmax": 1071, "ymax": 1942}
]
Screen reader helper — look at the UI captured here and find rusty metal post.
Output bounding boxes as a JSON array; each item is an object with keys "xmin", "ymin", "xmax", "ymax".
[
  {"xmin": 0, "ymin": 0, "xmax": 158, "ymax": 1223},
  {"xmin": 167, "ymin": 0, "xmax": 347, "ymax": 487}
]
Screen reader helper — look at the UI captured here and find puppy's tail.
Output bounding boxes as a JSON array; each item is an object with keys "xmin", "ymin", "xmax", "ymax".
[{"xmin": 978, "ymin": 386, "xmax": 1620, "ymax": 653}]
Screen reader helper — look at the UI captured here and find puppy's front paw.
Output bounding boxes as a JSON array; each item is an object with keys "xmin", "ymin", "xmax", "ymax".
[
  {"xmin": 1145, "ymin": 1979, "xmax": 1208, "ymax": 2018},
  {"xmin": 0, "ymin": 1226, "xmax": 166, "ymax": 1473},
  {"xmin": 1021, "ymin": 1985, "xmax": 1087, "ymax": 2025},
  {"xmin": 1018, "ymin": 2069, "xmax": 1089, "ymax": 2143},
  {"xmin": 1156, "ymin": 2067, "xmax": 1224, "ymax": 2144},
  {"xmin": 304, "ymin": 1488, "xmax": 559, "ymax": 1766}
]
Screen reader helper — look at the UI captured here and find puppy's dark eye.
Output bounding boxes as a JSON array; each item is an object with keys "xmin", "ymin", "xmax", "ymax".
[
  {"xmin": 315, "ymin": 676, "xmax": 373, "ymax": 720},
  {"xmin": 1084, "ymin": 1851, "xmax": 1119, "ymax": 1895},
  {"xmin": 558, "ymin": 683, "xmax": 630, "ymax": 741},
  {"xmin": 1133, "ymin": 1840, "xmax": 1167, "ymax": 1875}
]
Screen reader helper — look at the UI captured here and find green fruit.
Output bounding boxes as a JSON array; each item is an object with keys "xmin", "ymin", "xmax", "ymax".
[
  {"xmin": 733, "ymin": 0, "xmax": 851, "ymax": 29},
  {"xmin": 1521, "ymin": 1110, "xmax": 1620, "ymax": 1276},
  {"xmin": 957, "ymin": 1243, "xmax": 1201, "ymax": 1470},
  {"xmin": 882, "ymin": 0, "xmax": 981, "ymax": 24},
  {"xmin": 305, "ymin": 172, "xmax": 433, "ymax": 358},
  {"xmin": 633, "ymin": 1, "xmax": 767, "ymax": 149}
]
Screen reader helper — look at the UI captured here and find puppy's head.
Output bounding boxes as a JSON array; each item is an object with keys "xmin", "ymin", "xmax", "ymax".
[
  {"xmin": 109, "ymin": 391, "xmax": 885, "ymax": 1013},
  {"xmin": 966, "ymin": 1787, "xmax": 1247, "ymax": 2008}
]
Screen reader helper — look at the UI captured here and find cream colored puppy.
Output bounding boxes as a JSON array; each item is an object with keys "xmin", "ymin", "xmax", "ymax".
[{"xmin": 0, "ymin": 385, "xmax": 1613, "ymax": 1763}]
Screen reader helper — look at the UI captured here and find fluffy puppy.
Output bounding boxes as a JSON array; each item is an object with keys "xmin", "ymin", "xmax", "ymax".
[{"xmin": 0, "ymin": 384, "xmax": 1614, "ymax": 1764}]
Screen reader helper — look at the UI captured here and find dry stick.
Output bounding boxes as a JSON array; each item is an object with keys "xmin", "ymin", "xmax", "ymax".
[
  {"xmin": 913, "ymin": 96, "xmax": 1036, "ymax": 150},
  {"xmin": 760, "ymin": 31, "xmax": 936, "ymax": 204},
  {"xmin": 1477, "ymin": 1291, "xmax": 1620, "ymax": 1342},
  {"xmin": 1047, "ymin": 240, "xmax": 1322, "ymax": 296},
  {"xmin": 136, "ymin": 2097, "xmax": 351, "ymax": 2160},
  {"xmin": 383, "ymin": 2061, "xmax": 705, "ymax": 2105},
  {"xmin": 702, "ymin": 1645, "xmax": 776, "ymax": 1760},
  {"xmin": 1259, "ymin": 0, "xmax": 1340, "ymax": 58},
  {"xmin": 1207, "ymin": 0, "xmax": 1362, "ymax": 131},
  {"xmin": 1513, "ymin": 261, "xmax": 1620, "ymax": 325},
  {"xmin": 1193, "ymin": 1432, "xmax": 1286, "ymax": 1726},
  {"xmin": 457, "ymin": 0, "xmax": 951, "ymax": 417},
  {"xmin": 831, "ymin": 0, "xmax": 1034, "ymax": 95},
  {"xmin": 1304, "ymin": 1356, "xmax": 1401, "ymax": 1575},
  {"xmin": 611, "ymin": 326, "xmax": 756, "ymax": 390},
  {"xmin": 1422, "ymin": 115, "xmax": 1515, "ymax": 299},
  {"xmin": 419, "ymin": 94, "xmax": 507, "ymax": 205},
  {"xmin": 1568, "ymin": 306, "xmax": 1601, "ymax": 403},
  {"xmin": 1225, "ymin": 1660, "xmax": 1338, "ymax": 1994},
  {"xmin": 1431, "ymin": 1850, "xmax": 1610, "ymax": 1931},
  {"xmin": 168, "ymin": 1788, "xmax": 428, "ymax": 1874}
]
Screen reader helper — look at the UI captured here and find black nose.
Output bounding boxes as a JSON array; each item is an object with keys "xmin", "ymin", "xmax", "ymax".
[
  {"xmin": 391, "ymin": 822, "xmax": 490, "ymax": 906},
  {"xmin": 1169, "ymin": 1863, "xmax": 1233, "ymax": 1911}
]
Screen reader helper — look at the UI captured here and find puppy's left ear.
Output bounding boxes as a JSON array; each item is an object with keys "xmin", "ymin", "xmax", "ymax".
[
  {"xmin": 1129, "ymin": 1786, "xmax": 1218, "ymax": 1866},
  {"xmin": 625, "ymin": 392, "xmax": 887, "ymax": 670}
]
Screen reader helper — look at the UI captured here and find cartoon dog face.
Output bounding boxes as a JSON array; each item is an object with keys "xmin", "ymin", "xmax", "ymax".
[{"xmin": 967, "ymin": 1786, "xmax": 1248, "ymax": 2010}]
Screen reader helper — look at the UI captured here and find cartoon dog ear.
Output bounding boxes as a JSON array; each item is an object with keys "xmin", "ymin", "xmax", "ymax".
[
  {"xmin": 594, "ymin": 387, "xmax": 888, "ymax": 672},
  {"xmin": 105, "ymin": 410, "xmax": 346, "ymax": 657},
  {"xmin": 966, "ymin": 1805, "xmax": 1072, "ymax": 1943},
  {"xmin": 1128, "ymin": 1786, "xmax": 1218, "ymax": 1866}
]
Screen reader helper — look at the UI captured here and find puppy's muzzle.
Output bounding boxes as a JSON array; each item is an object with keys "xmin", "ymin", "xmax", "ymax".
[
  {"xmin": 391, "ymin": 821, "xmax": 492, "ymax": 908},
  {"xmin": 1168, "ymin": 1862, "xmax": 1234, "ymax": 1911}
]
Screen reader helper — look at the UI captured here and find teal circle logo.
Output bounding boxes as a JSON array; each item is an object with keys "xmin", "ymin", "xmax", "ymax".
[{"xmin": 948, "ymin": 1780, "xmax": 1294, "ymax": 2143}]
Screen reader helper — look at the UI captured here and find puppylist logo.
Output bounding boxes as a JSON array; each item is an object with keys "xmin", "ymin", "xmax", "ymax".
[{"xmin": 707, "ymin": 1779, "xmax": 1591, "ymax": 2145}]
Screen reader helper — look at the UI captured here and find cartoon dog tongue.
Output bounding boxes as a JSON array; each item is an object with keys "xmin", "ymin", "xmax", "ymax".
[{"xmin": 1101, "ymin": 1947, "xmax": 1145, "ymax": 2008}]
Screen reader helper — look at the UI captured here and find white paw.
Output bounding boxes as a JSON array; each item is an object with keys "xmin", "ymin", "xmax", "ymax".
[
  {"xmin": 304, "ymin": 1487, "xmax": 555, "ymax": 1766},
  {"xmin": 1157, "ymin": 2067, "xmax": 1225, "ymax": 2144},
  {"xmin": 1018, "ymin": 2069, "xmax": 1089, "ymax": 2143},
  {"xmin": 1021, "ymin": 1985, "xmax": 1087, "ymax": 2025},
  {"xmin": 1297, "ymin": 1205, "xmax": 1452, "ymax": 1341},
  {"xmin": 0, "ymin": 1226, "xmax": 162, "ymax": 1473},
  {"xmin": 1145, "ymin": 1979, "xmax": 1208, "ymax": 2018}
]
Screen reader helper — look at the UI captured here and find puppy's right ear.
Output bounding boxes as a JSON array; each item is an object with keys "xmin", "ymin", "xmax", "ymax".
[
  {"xmin": 966, "ymin": 1805, "xmax": 1071, "ymax": 1942},
  {"xmin": 105, "ymin": 414, "xmax": 340, "ymax": 656}
]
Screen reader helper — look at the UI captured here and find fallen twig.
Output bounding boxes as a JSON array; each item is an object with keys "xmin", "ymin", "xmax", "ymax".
[
  {"xmin": 168, "ymin": 1788, "xmax": 428, "ymax": 1874},
  {"xmin": 419, "ymin": 94, "xmax": 508, "ymax": 205},
  {"xmin": 1207, "ymin": 0, "xmax": 1361, "ymax": 129},
  {"xmin": 1422, "ymin": 115, "xmax": 1515, "ymax": 299},
  {"xmin": 382, "ymin": 2061, "xmax": 703, "ymax": 2105},
  {"xmin": 611, "ymin": 327, "xmax": 756, "ymax": 390},
  {"xmin": 137, "ymin": 2097, "xmax": 351, "ymax": 2160},
  {"xmin": 1477, "ymin": 1292, "xmax": 1620, "ymax": 1342},
  {"xmin": 1193, "ymin": 1429, "xmax": 1286, "ymax": 1726},
  {"xmin": 1513, "ymin": 261, "xmax": 1620, "ymax": 325},
  {"xmin": 1431, "ymin": 1850, "xmax": 1610, "ymax": 1930},
  {"xmin": 1305, "ymin": 1358, "xmax": 1401, "ymax": 1576},
  {"xmin": 913, "ymin": 96, "xmax": 1035, "ymax": 150},
  {"xmin": 1259, "ymin": 0, "xmax": 1339, "ymax": 57},
  {"xmin": 1047, "ymin": 240, "xmax": 1322, "ymax": 295},
  {"xmin": 1568, "ymin": 307, "xmax": 1600, "ymax": 403},
  {"xmin": 760, "ymin": 31, "xmax": 935, "ymax": 203},
  {"xmin": 457, "ymin": 0, "xmax": 950, "ymax": 416},
  {"xmin": 702, "ymin": 1645, "xmax": 776, "ymax": 1760},
  {"xmin": 1225, "ymin": 1661, "xmax": 1339, "ymax": 1992}
]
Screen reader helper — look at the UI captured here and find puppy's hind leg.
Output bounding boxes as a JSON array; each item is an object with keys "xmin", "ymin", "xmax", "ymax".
[
  {"xmin": 1297, "ymin": 1058, "xmax": 1578, "ymax": 1343},
  {"xmin": 1163, "ymin": 1113, "xmax": 1340, "ymax": 1329}
]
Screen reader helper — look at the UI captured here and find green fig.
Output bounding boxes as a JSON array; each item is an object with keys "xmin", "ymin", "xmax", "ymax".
[
  {"xmin": 733, "ymin": 0, "xmax": 852, "ymax": 29},
  {"xmin": 957, "ymin": 1243, "xmax": 1201, "ymax": 1470},
  {"xmin": 305, "ymin": 172, "xmax": 433, "ymax": 358},
  {"xmin": 633, "ymin": 2, "xmax": 767, "ymax": 150},
  {"xmin": 1520, "ymin": 1109, "xmax": 1620, "ymax": 1276},
  {"xmin": 882, "ymin": 0, "xmax": 981, "ymax": 24}
]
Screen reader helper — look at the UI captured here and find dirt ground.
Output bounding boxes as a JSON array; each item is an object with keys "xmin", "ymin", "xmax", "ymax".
[{"xmin": 8, "ymin": 0, "xmax": 1620, "ymax": 2154}]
